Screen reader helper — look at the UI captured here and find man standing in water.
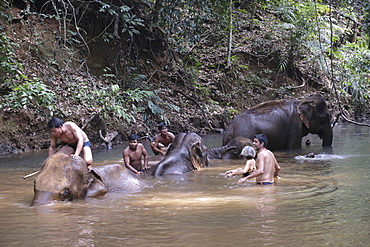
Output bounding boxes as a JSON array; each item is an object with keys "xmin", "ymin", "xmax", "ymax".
[
  {"xmin": 123, "ymin": 134, "xmax": 149, "ymax": 175},
  {"xmin": 48, "ymin": 117, "xmax": 93, "ymax": 167},
  {"xmin": 238, "ymin": 134, "xmax": 280, "ymax": 185},
  {"xmin": 151, "ymin": 122, "xmax": 175, "ymax": 155}
]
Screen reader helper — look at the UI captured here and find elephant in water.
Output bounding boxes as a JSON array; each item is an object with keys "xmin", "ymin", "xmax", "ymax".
[
  {"xmin": 144, "ymin": 132, "xmax": 209, "ymax": 176},
  {"xmin": 31, "ymin": 147, "xmax": 149, "ymax": 206},
  {"xmin": 207, "ymin": 136, "xmax": 253, "ymax": 159},
  {"xmin": 222, "ymin": 95, "xmax": 333, "ymax": 151}
]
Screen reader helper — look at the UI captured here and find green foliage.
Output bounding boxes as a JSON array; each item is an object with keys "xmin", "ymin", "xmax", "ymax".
[
  {"xmin": 0, "ymin": 32, "xmax": 26, "ymax": 87},
  {"xmin": 335, "ymin": 40, "xmax": 370, "ymax": 112},
  {"xmin": 0, "ymin": 30, "xmax": 55, "ymax": 113},
  {"xmin": 156, "ymin": 0, "xmax": 230, "ymax": 53},
  {"xmin": 1, "ymin": 79, "xmax": 56, "ymax": 112}
]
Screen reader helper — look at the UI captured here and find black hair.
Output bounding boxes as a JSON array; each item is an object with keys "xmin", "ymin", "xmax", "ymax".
[
  {"xmin": 254, "ymin": 134, "xmax": 268, "ymax": 147},
  {"xmin": 157, "ymin": 122, "xmax": 167, "ymax": 130},
  {"xmin": 128, "ymin": 134, "xmax": 139, "ymax": 141},
  {"xmin": 48, "ymin": 117, "xmax": 63, "ymax": 129}
]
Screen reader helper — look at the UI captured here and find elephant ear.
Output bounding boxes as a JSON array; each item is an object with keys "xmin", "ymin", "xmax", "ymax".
[
  {"xmin": 189, "ymin": 141, "xmax": 208, "ymax": 170},
  {"xmin": 297, "ymin": 99, "xmax": 315, "ymax": 129}
]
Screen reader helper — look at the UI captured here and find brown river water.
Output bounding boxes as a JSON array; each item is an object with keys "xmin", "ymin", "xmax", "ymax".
[{"xmin": 0, "ymin": 123, "xmax": 369, "ymax": 247}]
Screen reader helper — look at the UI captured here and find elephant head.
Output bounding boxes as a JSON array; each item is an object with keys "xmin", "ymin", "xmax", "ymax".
[
  {"xmin": 208, "ymin": 136, "xmax": 253, "ymax": 159},
  {"xmin": 31, "ymin": 152, "xmax": 107, "ymax": 206},
  {"xmin": 297, "ymin": 95, "xmax": 333, "ymax": 147},
  {"xmin": 145, "ymin": 133, "xmax": 209, "ymax": 176}
]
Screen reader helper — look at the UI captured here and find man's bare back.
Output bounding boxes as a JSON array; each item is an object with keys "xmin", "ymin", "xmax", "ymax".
[
  {"xmin": 254, "ymin": 148, "xmax": 279, "ymax": 183},
  {"xmin": 51, "ymin": 122, "xmax": 88, "ymax": 145}
]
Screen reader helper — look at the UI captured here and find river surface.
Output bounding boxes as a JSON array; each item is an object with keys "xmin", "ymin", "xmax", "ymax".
[{"xmin": 0, "ymin": 123, "xmax": 369, "ymax": 247}]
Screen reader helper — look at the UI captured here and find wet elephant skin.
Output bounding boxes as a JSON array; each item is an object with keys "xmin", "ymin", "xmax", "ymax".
[{"xmin": 222, "ymin": 95, "xmax": 333, "ymax": 151}]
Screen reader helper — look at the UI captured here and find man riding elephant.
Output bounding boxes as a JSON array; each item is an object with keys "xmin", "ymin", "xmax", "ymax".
[{"xmin": 31, "ymin": 146, "xmax": 149, "ymax": 206}]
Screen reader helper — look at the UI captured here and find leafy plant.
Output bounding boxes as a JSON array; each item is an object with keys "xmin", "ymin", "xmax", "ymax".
[
  {"xmin": 1, "ymin": 79, "xmax": 56, "ymax": 112},
  {"xmin": 0, "ymin": 32, "xmax": 26, "ymax": 89}
]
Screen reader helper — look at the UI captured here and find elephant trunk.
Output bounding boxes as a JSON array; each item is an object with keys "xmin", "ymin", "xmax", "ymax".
[
  {"xmin": 321, "ymin": 127, "xmax": 333, "ymax": 147},
  {"xmin": 31, "ymin": 190, "xmax": 60, "ymax": 206}
]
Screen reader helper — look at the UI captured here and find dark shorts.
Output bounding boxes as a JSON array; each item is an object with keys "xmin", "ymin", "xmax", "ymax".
[
  {"xmin": 256, "ymin": 182, "xmax": 274, "ymax": 185},
  {"xmin": 243, "ymin": 172, "xmax": 251, "ymax": 177},
  {"xmin": 67, "ymin": 140, "xmax": 91, "ymax": 151}
]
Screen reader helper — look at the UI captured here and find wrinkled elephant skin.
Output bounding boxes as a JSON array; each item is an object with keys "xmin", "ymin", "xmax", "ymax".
[
  {"xmin": 222, "ymin": 95, "xmax": 333, "ymax": 150},
  {"xmin": 31, "ymin": 152, "xmax": 104, "ymax": 206},
  {"xmin": 145, "ymin": 133, "xmax": 209, "ymax": 176},
  {"xmin": 208, "ymin": 136, "xmax": 253, "ymax": 159}
]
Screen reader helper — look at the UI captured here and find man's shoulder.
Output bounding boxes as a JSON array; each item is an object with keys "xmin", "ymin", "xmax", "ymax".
[
  {"xmin": 64, "ymin": 121, "xmax": 75, "ymax": 126},
  {"xmin": 154, "ymin": 133, "xmax": 162, "ymax": 140},
  {"xmin": 123, "ymin": 146, "xmax": 131, "ymax": 153},
  {"xmin": 64, "ymin": 121, "xmax": 79, "ymax": 129},
  {"xmin": 258, "ymin": 148, "xmax": 271, "ymax": 157}
]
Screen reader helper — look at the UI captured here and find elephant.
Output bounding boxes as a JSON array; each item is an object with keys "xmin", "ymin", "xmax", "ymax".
[
  {"xmin": 31, "ymin": 146, "xmax": 149, "ymax": 206},
  {"xmin": 144, "ymin": 132, "xmax": 209, "ymax": 176},
  {"xmin": 207, "ymin": 136, "xmax": 253, "ymax": 159},
  {"xmin": 222, "ymin": 95, "xmax": 333, "ymax": 151}
]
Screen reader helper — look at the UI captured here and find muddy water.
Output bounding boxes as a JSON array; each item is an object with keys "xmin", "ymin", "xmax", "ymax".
[{"xmin": 0, "ymin": 124, "xmax": 369, "ymax": 247}]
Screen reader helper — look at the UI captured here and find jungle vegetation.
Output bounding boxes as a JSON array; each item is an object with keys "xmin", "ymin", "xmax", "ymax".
[{"xmin": 0, "ymin": 0, "xmax": 370, "ymax": 153}]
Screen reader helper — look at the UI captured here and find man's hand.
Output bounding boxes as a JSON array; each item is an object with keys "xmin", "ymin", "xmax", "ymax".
[
  {"xmin": 237, "ymin": 177, "xmax": 247, "ymax": 185},
  {"xmin": 224, "ymin": 170, "xmax": 233, "ymax": 178},
  {"xmin": 71, "ymin": 154, "xmax": 79, "ymax": 160}
]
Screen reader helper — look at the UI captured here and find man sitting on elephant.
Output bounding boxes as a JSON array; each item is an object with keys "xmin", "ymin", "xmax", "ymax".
[
  {"xmin": 123, "ymin": 134, "xmax": 149, "ymax": 175},
  {"xmin": 151, "ymin": 122, "xmax": 175, "ymax": 155},
  {"xmin": 48, "ymin": 117, "xmax": 93, "ymax": 168},
  {"xmin": 238, "ymin": 134, "xmax": 280, "ymax": 186}
]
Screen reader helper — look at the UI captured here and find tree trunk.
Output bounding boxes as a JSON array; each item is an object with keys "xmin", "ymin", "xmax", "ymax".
[{"xmin": 226, "ymin": 0, "xmax": 233, "ymax": 67}]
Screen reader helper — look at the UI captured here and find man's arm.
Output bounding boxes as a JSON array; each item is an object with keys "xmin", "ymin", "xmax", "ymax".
[
  {"xmin": 226, "ymin": 160, "xmax": 255, "ymax": 177},
  {"xmin": 237, "ymin": 154, "xmax": 265, "ymax": 184},
  {"xmin": 273, "ymin": 155, "xmax": 281, "ymax": 177},
  {"xmin": 151, "ymin": 135, "xmax": 165, "ymax": 155},
  {"xmin": 49, "ymin": 135, "xmax": 57, "ymax": 156},
  {"xmin": 141, "ymin": 145, "xmax": 149, "ymax": 169},
  {"xmin": 168, "ymin": 132, "xmax": 175, "ymax": 143}
]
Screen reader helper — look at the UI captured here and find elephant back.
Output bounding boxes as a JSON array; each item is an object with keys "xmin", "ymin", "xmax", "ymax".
[{"xmin": 92, "ymin": 164, "xmax": 151, "ymax": 192}]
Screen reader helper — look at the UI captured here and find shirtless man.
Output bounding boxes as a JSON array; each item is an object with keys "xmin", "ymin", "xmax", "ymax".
[
  {"xmin": 238, "ymin": 134, "xmax": 280, "ymax": 185},
  {"xmin": 123, "ymin": 134, "xmax": 149, "ymax": 175},
  {"xmin": 151, "ymin": 122, "xmax": 175, "ymax": 155},
  {"xmin": 48, "ymin": 117, "xmax": 93, "ymax": 167}
]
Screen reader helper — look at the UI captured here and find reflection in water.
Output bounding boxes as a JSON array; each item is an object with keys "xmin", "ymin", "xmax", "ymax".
[{"xmin": 0, "ymin": 124, "xmax": 369, "ymax": 246}]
